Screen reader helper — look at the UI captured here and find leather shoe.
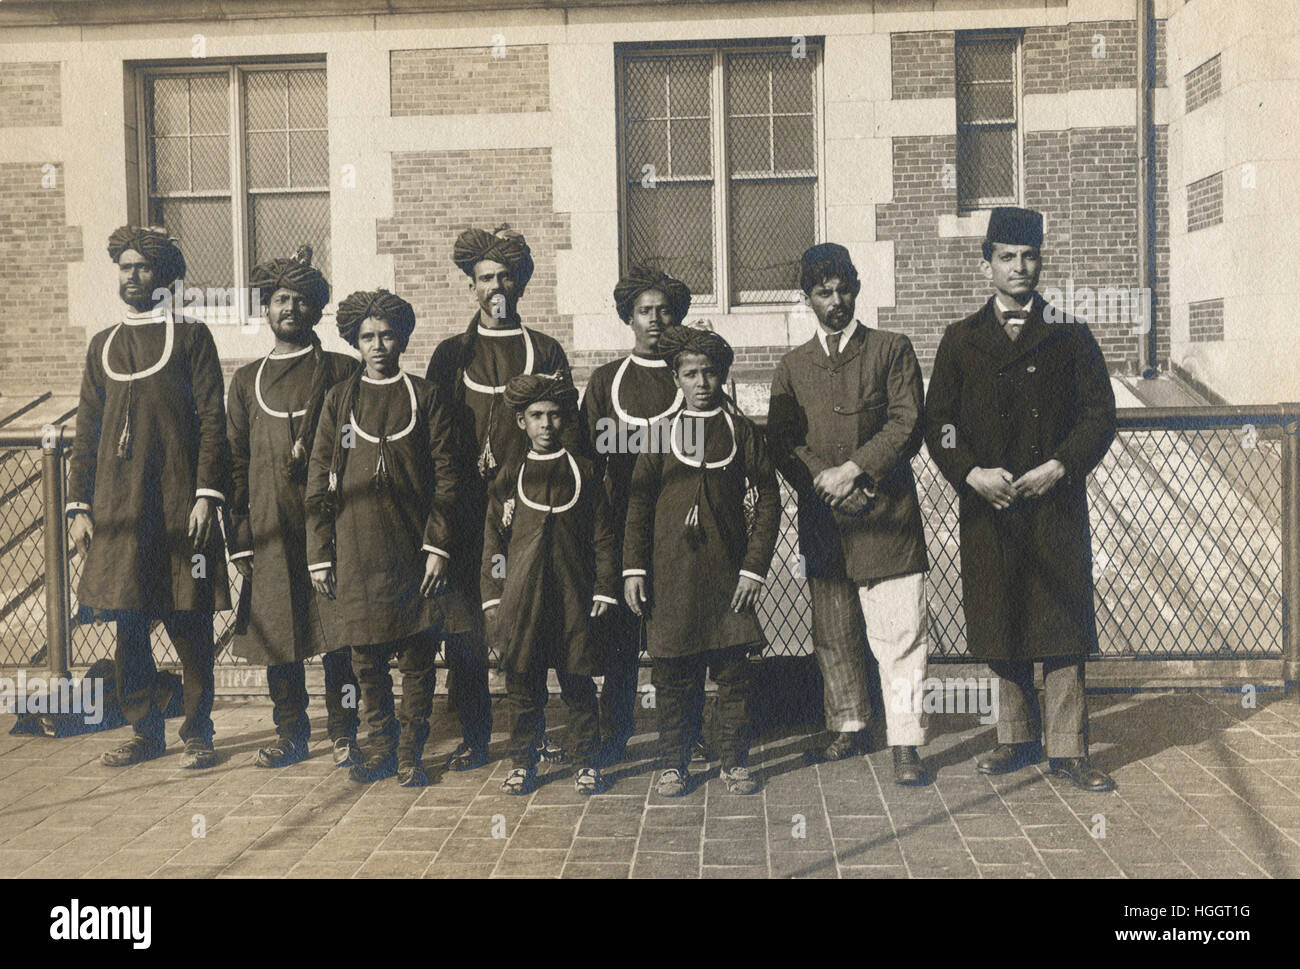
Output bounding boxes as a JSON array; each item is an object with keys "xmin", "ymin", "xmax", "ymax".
[
  {"xmin": 976, "ymin": 742, "xmax": 1041, "ymax": 775},
  {"xmin": 349, "ymin": 752, "xmax": 398, "ymax": 784},
  {"xmin": 807, "ymin": 731, "xmax": 862, "ymax": 763},
  {"xmin": 1049, "ymin": 757, "xmax": 1115, "ymax": 792},
  {"xmin": 892, "ymin": 745, "xmax": 926, "ymax": 786}
]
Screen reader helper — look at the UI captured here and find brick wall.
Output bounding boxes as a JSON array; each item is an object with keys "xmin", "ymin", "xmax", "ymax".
[
  {"xmin": 0, "ymin": 61, "xmax": 61, "ymax": 128},
  {"xmin": 390, "ymin": 45, "xmax": 549, "ymax": 117},
  {"xmin": 1024, "ymin": 26, "xmax": 1068, "ymax": 95},
  {"xmin": 375, "ymin": 147, "xmax": 571, "ymax": 371},
  {"xmin": 1186, "ymin": 171, "xmax": 1223, "ymax": 232},
  {"xmin": 1068, "ymin": 20, "xmax": 1138, "ymax": 90},
  {"xmin": 1185, "ymin": 53, "xmax": 1221, "ymax": 113},
  {"xmin": 890, "ymin": 32, "xmax": 953, "ymax": 100},
  {"xmin": 1188, "ymin": 297, "xmax": 1224, "ymax": 343},
  {"xmin": 0, "ymin": 163, "xmax": 85, "ymax": 397}
]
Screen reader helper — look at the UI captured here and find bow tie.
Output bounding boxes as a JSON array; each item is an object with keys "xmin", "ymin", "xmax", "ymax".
[{"xmin": 1001, "ymin": 309, "xmax": 1030, "ymax": 320}]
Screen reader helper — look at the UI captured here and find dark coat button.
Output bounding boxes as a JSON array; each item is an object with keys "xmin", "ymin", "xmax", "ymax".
[{"xmin": 1030, "ymin": 408, "xmax": 1040, "ymax": 418}]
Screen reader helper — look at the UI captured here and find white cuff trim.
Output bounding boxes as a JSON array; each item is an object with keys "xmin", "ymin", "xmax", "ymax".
[
  {"xmin": 622, "ymin": 568, "xmax": 647, "ymax": 577},
  {"xmin": 196, "ymin": 489, "xmax": 225, "ymax": 502},
  {"xmin": 482, "ymin": 598, "xmax": 501, "ymax": 610},
  {"xmin": 739, "ymin": 570, "xmax": 767, "ymax": 584},
  {"xmin": 422, "ymin": 545, "xmax": 450, "ymax": 559},
  {"xmin": 593, "ymin": 595, "xmax": 618, "ymax": 605},
  {"xmin": 307, "ymin": 561, "xmax": 333, "ymax": 572},
  {"xmin": 229, "ymin": 550, "xmax": 254, "ymax": 561},
  {"xmin": 66, "ymin": 502, "xmax": 91, "ymax": 515}
]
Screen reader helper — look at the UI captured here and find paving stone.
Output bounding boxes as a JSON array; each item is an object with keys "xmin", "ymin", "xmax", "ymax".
[
  {"xmin": 631, "ymin": 851, "xmax": 700, "ymax": 878},
  {"xmin": 702, "ymin": 839, "xmax": 765, "ymax": 866},
  {"xmin": 356, "ymin": 851, "xmax": 437, "ymax": 877},
  {"xmin": 702, "ymin": 865, "xmax": 769, "ymax": 878},
  {"xmin": 770, "ymin": 851, "xmax": 837, "ymax": 878},
  {"xmin": 637, "ymin": 826, "xmax": 702, "ymax": 852},
  {"xmin": 566, "ymin": 837, "xmax": 637, "ymax": 864},
  {"xmin": 495, "ymin": 848, "xmax": 569, "ymax": 878}
]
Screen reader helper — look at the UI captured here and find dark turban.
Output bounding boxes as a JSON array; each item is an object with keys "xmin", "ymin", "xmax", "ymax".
[
  {"xmin": 656, "ymin": 323, "xmax": 735, "ymax": 375},
  {"xmin": 613, "ymin": 265, "xmax": 692, "ymax": 324},
  {"xmin": 335, "ymin": 289, "xmax": 416, "ymax": 349},
  {"xmin": 107, "ymin": 225, "xmax": 186, "ymax": 286},
  {"xmin": 453, "ymin": 224, "xmax": 535, "ymax": 288},
  {"xmin": 250, "ymin": 245, "xmax": 330, "ymax": 310},
  {"xmin": 503, "ymin": 372, "xmax": 578, "ymax": 412}
]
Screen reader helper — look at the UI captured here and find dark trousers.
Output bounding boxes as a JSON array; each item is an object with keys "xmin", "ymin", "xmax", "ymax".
[
  {"xmin": 597, "ymin": 605, "xmax": 642, "ymax": 744},
  {"xmin": 653, "ymin": 645, "xmax": 752, "ymax": 772},
  {"xmin": 443, "ymin": 630, "xmax": 492, "ymax": 750},
  {"xmin": 506, "ymin": 667, "xmax": 600, "ymax": 770},
  {"xmin": 987, "ymin": 656, "xmax": 1087, "ymax": 759},
  {"xmin": 115, "ymin": 610, "xmax": 214, "ymax": 744},
  {"xmin": 266, "ymin": 646, "xmax": 359, "ymax": 745},
  {"xmin": 351, "ymin": 630, "xmax": 437, "ymax": 766}
]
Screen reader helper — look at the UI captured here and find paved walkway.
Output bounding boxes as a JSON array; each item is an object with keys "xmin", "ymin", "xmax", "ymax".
[{"xmin": 2, "ymin": 690, "xmax": 1300, "ymax": 878}]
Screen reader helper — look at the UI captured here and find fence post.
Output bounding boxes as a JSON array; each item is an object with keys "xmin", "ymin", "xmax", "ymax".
[
  {"xmin": 41, "ymin": 435, "xmax": 70, "ymax": 678},
  {"xmin": 1283, "ymin": 406, "xmax": 1300, "ymax": 695}
]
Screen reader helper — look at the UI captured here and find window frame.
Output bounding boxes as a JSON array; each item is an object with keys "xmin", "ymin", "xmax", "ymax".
[
  {"xmin": 132, "ymin": 59, "xmax": 329, "ymax": 323},
  {"xmin": 954, "ymin": 30, "xmax": 1025, "ymax": 213},
  {"xmin": 615, "ymin": 40, "xmax": 826, "ymax": 314}
]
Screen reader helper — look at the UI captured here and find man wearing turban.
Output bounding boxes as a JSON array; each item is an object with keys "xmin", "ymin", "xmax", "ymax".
[
  {"xmin": 579, "ymin": 266, "xmax": 690, "ymax": 764},
  {"xmin": 424, "ymin": 224, "xmax": 576, "ymax": 771},
  {"xmin": 226, "ymin": 246, "xmax": 362, "ymax": 769},
  {"xmin": 304, "ymin": 289, "xmax": 473, "ymax": 787},
  {"xmin": 66, "ymin": 226, "xmax": 231, "ymax": 770}
]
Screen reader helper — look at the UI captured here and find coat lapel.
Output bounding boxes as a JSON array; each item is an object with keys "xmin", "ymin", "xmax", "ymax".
[{"xmin": 1000, "ymin": 294, "xmax": 1062, "ymax": 366}]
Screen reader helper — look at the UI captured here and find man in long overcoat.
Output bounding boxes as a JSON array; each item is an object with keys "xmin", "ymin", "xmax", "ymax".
[
  {"xmin": 923, "ymin": 207, "xmax": 1116, "ymax": 792},
  {"xmin": 768, "ymin": 243, "xmax": 931, "ymax": 785}
]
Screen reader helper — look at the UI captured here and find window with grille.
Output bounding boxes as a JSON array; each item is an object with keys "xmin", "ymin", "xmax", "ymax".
[
  {"xmin": 955, "ymin": 33, "xmax": 1021, "ymax": 211},
  {"xmin": 138, "ymin": 64, "xmax": 330, "ymax": 309},
  {"xmin": 618, "ymin": 42, "xmax": 822, "ymax": 309}
]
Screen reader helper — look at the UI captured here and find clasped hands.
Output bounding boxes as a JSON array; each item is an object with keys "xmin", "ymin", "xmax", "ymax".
[{"xmin": 965, "ymin": 459, "xmax": 1065, "ymax": 510}]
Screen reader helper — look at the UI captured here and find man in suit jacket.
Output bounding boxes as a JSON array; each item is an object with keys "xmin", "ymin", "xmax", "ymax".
[
  {"xmin": 923, "ymin": 207, "xmax": 1116, "ymax": 792},
  {"xmin": 768, "ymin": 243, "xmax": 930, "ymax": 785}
]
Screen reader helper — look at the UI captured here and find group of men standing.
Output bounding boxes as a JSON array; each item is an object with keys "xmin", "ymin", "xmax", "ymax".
[{"xmin": 65, "ymin": 204, "xmax": 1117, "ymax": 795}]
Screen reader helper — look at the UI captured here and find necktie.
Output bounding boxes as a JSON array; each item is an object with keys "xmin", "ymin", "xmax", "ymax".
[{"xmin": 827, "ymin": 331, "xmax": 841, "ymax": 364}]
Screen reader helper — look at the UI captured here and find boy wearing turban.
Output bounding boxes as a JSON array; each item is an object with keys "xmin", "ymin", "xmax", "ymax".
[
  {"xmin": 623, "ymin": 325, "xmax": 781, "ymax": 796},
  {"xmin": 578, "ymin": 266, "xmax": 690, "ymax": 764},
  {"xmin": 424, "ymin": 224, "xmax": 577, "ymax": 771},
  {"xmin": 924, "ymin": 207, "xmax": 1117, "ymax": 792},
  {"xmin": 226, "ymin": 247, "xmax": 362, "ymax": 769},
  {"xmin": 305, "ymin": 290, "xmax": 473, "ymax": 786},
  {"xmin": 67, "ymin": 226, "xmax": 231, "ymax": 769},
  {"xmin": 483, "ymin": 373, "xmax": 618, "ymax": 795}
]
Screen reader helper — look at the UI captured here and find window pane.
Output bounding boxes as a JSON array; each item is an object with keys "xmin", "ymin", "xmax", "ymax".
[
  {"xmin": 190, "ymin": 134, "xmax": 230, "ymax": 191},
  {"xmin": 288, "ymin": 70, "xmax": 327, "ymax": 128},
  {"xmin": 624, "ymin": 57, "xmax": 668, "ymax": 120},
  {"xmin": 250, "ymin": 192, "xmax": 331, "ymax": 280},
  {"xmin": 626, "ymin": 181, "xmax": 714, "ymax": 299},
  {"xmin": 153, "ymin": 196, "xmax": 232, "ymax": 290},
  {"xmin": 288, "ymin": 130, "xmax": 329, "ymax": 187},
  {"xmin": 669, "ymin": 117, "xmax": 711, "ymax": 177},
  {"xmin": 728, "ymin": 115, "xmax": 769, "ymax": 174},
  {"xmin": 246, "ymin": 130, "xmax": 288, "ymax": 190},
  {"xmin": 668, "ymin": 57, "xmax": 711, "ymax": 117},
  {"xmin": 956, "ymin": 38, "xmax": 1015, "ymax": 84},
  {"xmin": 957, "ymin": 80, "xmax": 1014, "ymax": 123},
  {"xmin": 625, "ymin": 119, "xmax": 666, "ymax": 181},
  {"xmin": 729, "ymin": 179, "xmax": 815, "ymax": 303},
  {"xmin": 957, "ymin": 127, "xmax": 1015, "ymax": 204},
  {"xmin": 188, "ymin": 74, "xmax": 229, "ymax": 135},
  {"xmin": 152, "ymin": 136, "xmax": 190, "ymax": 192},
  {"xmin": 771, "ymin": 56, "xmax": 814, "ymax": 114},
  {"xmin": 727, "ymin": 54, "xmax": 770, "ymax": 116},
  {"xmin": 244, "ymin": 71, "xmax": 285, "ymax": 131},
  {"xmin": 150, "ymin": 77, "xmax": 190, "ymax": 136},
  {"xmin": 773, "ymin": 115, "xmax": 814, "ymax": 172}
]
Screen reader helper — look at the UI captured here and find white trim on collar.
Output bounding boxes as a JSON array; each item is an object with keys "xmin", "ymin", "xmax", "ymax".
[
  {"xmin": 671, "ymin": 408, "xmax": 736, "ymax": 469},
  {"xmin": 254, "ymin": 353, "xmax": 309, "ymax": 419},
  {"xmin": 464, "ymin": 325, "xmax": 535, "ymax": 394},
  {"xmin": 349, "ymin": 371, "xmax": 417, "ymax": 442},
  {"xmin": 268, "ymin": 344, "xmax": 313, "ymax": 360},
  {"xmin": 611, "ymin": 355, "xmax": 683, "ymax": 427},
  {"xmin": 628, "ymin": 353, "xmax": 667, "ymax": 368},
  {"xmin": 815, "ymin": 318, "xmax": 860, "ymax": 357},
  {"xmin": 517, "ymin": 450, "xmax": 582, "ymax": 513},
  {"xmin": 102, "ymin": 310, "xmax": 174, "ymax": 382},
  {"xmin": 476, "ymin": 324, "xmax": 523, "ymax": 337},
  {"xmin": 526, "ymin": 447, "xmax": 568, "ymax": 461},
  {"xmin": 361, "ymin": 370, "xmax": 404, "ymax": 385}
]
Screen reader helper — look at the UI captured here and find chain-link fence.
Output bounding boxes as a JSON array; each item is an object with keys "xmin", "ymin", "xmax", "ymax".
[{"xmin": 2, "ymin": 406, "xmax": 1297, "ymax": 675}]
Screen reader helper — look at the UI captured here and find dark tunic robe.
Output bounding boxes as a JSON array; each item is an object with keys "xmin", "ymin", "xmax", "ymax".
[
  {"xmin": 623, "ymin": 405, "xmax": 781, "ymax": 659},
  {"xmin": 305, "ymin": 370, "xmax": 473, "ymax": 646},
  {"xmin": 481, "ymin": 449, "xmax": 618, "ymax": 676},
  {"xmin": 226, "ymin": 345, "xmax": 358, "ymax": 665},
  {"xmin": 67, "ymin": 308, "xmax": 232, "ymax": 618},
  {"xmin": 424, "ymin": 314, "xmax": 579, "ymax": 605},
  {"xmin": 923, "ymin": 294, "xmax": 1116, "ymax": 661}
]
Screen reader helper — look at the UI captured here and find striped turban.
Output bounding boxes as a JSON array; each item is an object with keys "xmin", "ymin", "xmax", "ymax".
[
  {"xmin": 107, "ymin": 225, "xmax": 186, "ymax": 286},
  {"xmin": 335, "ymin": 289, "xmax": 416, "ymax": 349},
  {"xmin": 613, "ymin": 265, "xmax": 692, "ymax": 324},
  {"xmin": 656, "ymin": 322, "xmax": 734, "ymax": 375},
  {"xmin": 453, "ymin": 224, "xmax": 535, "ymax": 288},
  {"xmin": 503, "ymin": 372, "xmax": 578, "ymax": 412},
  {"xmin": 250, "ymin": 245, "xmax": 330, "ymax": 311}
]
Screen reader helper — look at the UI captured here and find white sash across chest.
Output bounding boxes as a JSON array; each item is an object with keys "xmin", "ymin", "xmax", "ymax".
[
  {"xmin": 670, "ymin": 406, "xmax": 737, "ymax": 469},
  {"xmin": 101, "ymin": 311, "xmax": 175, "ymax": 382},
  {"xmin": 611, "ymin": 354, "xmax": 683, "ymax": 427},
  {"xmin": 463, "ymin": 324, "xmax": 535, "ymax": 395},
  {"xmin": 253, "ymin": 344, "xmax": 313, "ymax": 419},
  {"xmin": 516, "ymin": 448, "xmax": 582, "ymax": 514},
  {"xmin": 349, "ymin": 371, "xmax": 417, "ymax": 442}
]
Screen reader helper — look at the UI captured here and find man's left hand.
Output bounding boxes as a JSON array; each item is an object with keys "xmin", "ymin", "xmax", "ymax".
[
  {"xmin": 420, "ymin": 552, "xmax": 448, "ymax": 598},
  {"xmin": 814, "ymin": 461, "xmax": 862, "ymax": 505},
  {"xmin": 187, "ymin": 496, "xmax": 218, "ymax": 551},
  {"xmin": 730, "ymin": 575, "xmax": 763, "ymax": 613},
  {"xmin": 1012, "ymin": 459, "xmax": 1065, "ymax": 499}
]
